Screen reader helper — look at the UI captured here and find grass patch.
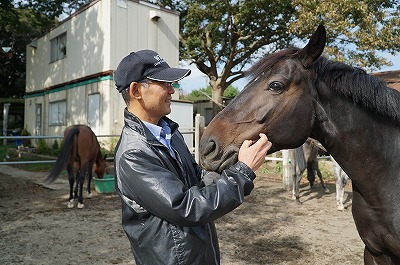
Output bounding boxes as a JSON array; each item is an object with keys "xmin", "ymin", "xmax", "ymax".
[
  {"xmin": 12, "ymin": 161, "xmax": 54, "ymax": 172},
  {"xmin": 0, "ymin": 144, "xmax": 54, "ymax": 172},
  {"xmin": 0, "ymin": 144, "xmax": 14, "ymax": 160}
]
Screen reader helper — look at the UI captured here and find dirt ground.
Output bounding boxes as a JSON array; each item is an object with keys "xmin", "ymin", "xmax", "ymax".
[{"xmin": 0, "ymin": 161, "xmax": 364, "ymax": 265}]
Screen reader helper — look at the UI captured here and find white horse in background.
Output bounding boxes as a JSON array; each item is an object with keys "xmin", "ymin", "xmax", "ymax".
[
  {"xmin": 293, "ymin": 139, "xmax": 350, "ymax": 211},
  {"xmin": 332, "ymin": 157, "xmax": 350, "ymax": 211}
]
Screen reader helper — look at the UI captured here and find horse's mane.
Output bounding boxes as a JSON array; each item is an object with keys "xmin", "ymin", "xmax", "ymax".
[{"xmin": 246, "ymin": 48, "xmax": 400, "ymax": 123}]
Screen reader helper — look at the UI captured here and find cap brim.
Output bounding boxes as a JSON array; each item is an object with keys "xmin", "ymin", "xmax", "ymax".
[{"xmin": 147, "ymin": 68, "xmax": 191, "ymax": 82}]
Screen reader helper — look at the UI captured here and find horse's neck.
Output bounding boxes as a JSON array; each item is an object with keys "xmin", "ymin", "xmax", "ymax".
[
  {"xmin": 312, "ymin": 93, "xmax": 400, "ymax": 180},
  {"xmin": 95, "ymin": 151, "xmax": 103, "ymax": 164}
]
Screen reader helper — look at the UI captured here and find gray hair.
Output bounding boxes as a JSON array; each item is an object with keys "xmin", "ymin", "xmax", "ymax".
[{"xmin": 121, "ymin": 88, "xmax": 130, "ymax": 106}]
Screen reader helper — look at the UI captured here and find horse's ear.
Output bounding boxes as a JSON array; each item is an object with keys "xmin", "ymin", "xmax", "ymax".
[{"xmin": 297, "ymin": 25, "xmax": 326, "ymax": 68}]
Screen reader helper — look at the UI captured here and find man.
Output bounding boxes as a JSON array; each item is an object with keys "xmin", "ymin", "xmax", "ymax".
[{"xmin": 114, "ymin": 49, "xmax": 272, "ymax": 265}]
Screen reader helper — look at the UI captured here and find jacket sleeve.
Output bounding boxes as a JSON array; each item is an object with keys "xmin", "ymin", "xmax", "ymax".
[{"xmin": 117, "ymin": 148, "xmax": 256, "ymax": 227}]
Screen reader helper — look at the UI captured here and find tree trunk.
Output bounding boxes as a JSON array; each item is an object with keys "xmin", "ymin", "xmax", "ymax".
[{"xmin": 210, "ymin": 81, "xmax": 224, "ymax": 116}]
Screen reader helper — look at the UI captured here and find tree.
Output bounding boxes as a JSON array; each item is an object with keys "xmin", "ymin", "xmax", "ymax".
[
  {"xmin": 183, "ymin": 85, "xmax": 238, "ymax": 102},
  {"xmin": 0, "ymin": 2, "xmax": 58, "ymax": 98},
  {"xmin": 290, "ymin": 0, "xmax": 400, "ymax": 69},
  {"xmin": 0, "ymin": 1, "xmax": 90, "ymax": 98},
  {"xmin": 151, "ymin": 0, "xmax": 400, "ymax": 114}
]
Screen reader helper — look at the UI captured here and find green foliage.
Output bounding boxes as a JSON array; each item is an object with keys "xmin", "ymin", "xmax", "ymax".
[
  {"xmin": 0, "ymin": 144, "xmax": 14, "ymax": 161},
  {"xmin": 183, "ymin": 85, "xmax": 238, "ymax": 101},
  {"xmin": 274, "ymin": 161, "xmax": 283, "ymax": 174},
  {"xmin": 12, "ymin": 159, "xmax": 54, "ymax": 172},
  {"xmin": 16, "ymin": 0, "xmax": 91, "ymax": 18},
  {"xmin": 107, "ymin": 136, "xmax": 119, "ymax": 153},
  {"xmin": 290, "ymin": 0, "xmax": 400, "ymax": 71},
  {"xmin": 36, "ymin": 139, "xmax": 48, "ymax": 154},
  {"xmin": 223, "ymin": 86, "xmax": 239, "ymax": 98},
  {"xmin": 318, "ymin": 160, "xmax": 335, "ymax": 181},
  {"xmin": 184, "ymin": 86, "xmax": 211, "ymax": 101},
  {"xmin": 20, "ymin": 128, "xmax": 31, "ymax": 147},
  {"xmin": 51, "ymin": 139, "xmax": 60, "ymax": 156},
  {"xmin": 0, "ymin": 3, "xmax": 58, "ymax": 98},
  {"xmin": 0, "ymin": 1, "xmax": 91, "ymax": 98}
]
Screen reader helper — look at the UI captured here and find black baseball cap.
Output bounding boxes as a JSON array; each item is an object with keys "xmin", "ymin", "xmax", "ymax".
[{"xmin": 114, "ymin": 50, "xmax": 191, "ymax": 92}]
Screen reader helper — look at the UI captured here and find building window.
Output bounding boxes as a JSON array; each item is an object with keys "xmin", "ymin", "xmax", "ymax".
[
  {"xmin": 49, "ymin": 100, "xmax": 67, "ymax": 125},
  {"xmin": 50, "ymin": 32, "xmax": 67, "ymax": 62}
]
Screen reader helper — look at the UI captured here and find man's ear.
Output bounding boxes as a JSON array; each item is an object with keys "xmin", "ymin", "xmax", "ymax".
[{"xmin": 129, "ymin": 82, "xmax": 142, "ymax": 99}]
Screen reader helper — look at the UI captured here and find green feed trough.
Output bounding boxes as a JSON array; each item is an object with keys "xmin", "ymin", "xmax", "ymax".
[{"xmin": 94, "ymin": 174, "xmax": 115, "ymax": 193}]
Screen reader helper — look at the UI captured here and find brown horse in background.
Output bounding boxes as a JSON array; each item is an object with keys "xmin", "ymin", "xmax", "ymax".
[
  {"xmin": 45, "ymin": 125, "xmax": 106, "ymax": 208},
  {"xmin": 200, "ymin": 25, "xmax": 400, "ymax": 264}
]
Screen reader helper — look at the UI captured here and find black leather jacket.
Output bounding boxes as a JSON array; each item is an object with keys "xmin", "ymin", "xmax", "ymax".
[{"xmin": 114, "ymin": 109, "xmax": 256, "ymax": 265}]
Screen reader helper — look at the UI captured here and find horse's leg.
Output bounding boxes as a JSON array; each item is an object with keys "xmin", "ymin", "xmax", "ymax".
[
  {"xmin": 74, "ymin": 170, "xmax": 80, "ymax": 199},
  {"xmin": 306, "ymin": 163, "xmax": 316, "ymax": 189},
  {"xmin": 333, "ymin": 160, "xmax": 348, "ymax": 211},
  {"xmin": 67, "ymin": 164, "xmax": 75, "ymax": 208},
  {"xmin": 291, "ymin": 171, "xmax": 300, "ymax": 202},
  {"xmin": 291, "ymin": 165, "xmax": 302, "ymax": 203},
  {"xmin": 86, "ymin": 162, "xmax": 94, "ymax": 198},
  {"xmin": 292, "ymin": 147, "xmax": 305, "ymax": 204},
  {"xmin": 77, "ymin": 164, "xmax": 87, "ymax": 209},
  {"xmin": 337, "ymin": 172, "xmax": 349, "ymax": 211},
  {"xmin": 292, "ymin": 163, "xmax": 302, "ymax": 204},
  {"xmin": 315, "ymin": 161, "xmax": 329, "ymax": 193}
]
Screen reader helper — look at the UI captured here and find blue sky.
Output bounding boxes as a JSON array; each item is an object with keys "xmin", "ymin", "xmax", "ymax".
[{"xmin": 179, "ymin": 53, "xmax": 400, "ymax": 94}]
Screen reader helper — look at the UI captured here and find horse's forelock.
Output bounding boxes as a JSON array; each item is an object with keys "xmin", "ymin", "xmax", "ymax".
[{"xmin": 245, "ymin": 47, "xmax": 300, "ymax": 83}]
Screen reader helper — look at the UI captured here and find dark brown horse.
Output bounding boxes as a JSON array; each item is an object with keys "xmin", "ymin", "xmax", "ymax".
[
  {"xmin": 200, "ymin": 25, "xmax": 400, "ymax": 264},
  {"xmin": 45, "ymin": 125, "xmax": 106, "ymax": 208}
]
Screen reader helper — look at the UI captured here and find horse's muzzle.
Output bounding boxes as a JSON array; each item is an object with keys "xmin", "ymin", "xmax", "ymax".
[{"xmin": 200, "ymin": 137, "xmax": 238, "ymax": 173}]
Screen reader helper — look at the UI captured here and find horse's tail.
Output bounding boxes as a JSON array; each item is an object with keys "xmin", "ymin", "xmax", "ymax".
[{"xmin": 45, "ymin": 128, "xmax": 80, "ymax": 184}]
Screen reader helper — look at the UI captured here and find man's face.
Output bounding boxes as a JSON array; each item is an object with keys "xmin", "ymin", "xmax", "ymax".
[{"xmin": 139, "ymin": 80, "xmax": 175, "ymax": 121}]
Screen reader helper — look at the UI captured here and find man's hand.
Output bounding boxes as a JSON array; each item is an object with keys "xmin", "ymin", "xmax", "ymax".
[{"xmin": 238, "ymin": 133, "xmax": 272, "ymax": 172}]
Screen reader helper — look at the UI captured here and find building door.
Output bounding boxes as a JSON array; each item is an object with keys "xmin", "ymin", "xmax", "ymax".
[
  {"xmin": 35, "ymin": 104, "xmax": 42, "ymax": 136},
  {"xmin": 88, "ymin": 93, "xmax": 100, "ymax": 134}
]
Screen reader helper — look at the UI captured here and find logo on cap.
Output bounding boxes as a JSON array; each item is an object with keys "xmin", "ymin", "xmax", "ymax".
[{"xmin": 154, "ymin": 55, "xmax": 165, "ymax": 66}]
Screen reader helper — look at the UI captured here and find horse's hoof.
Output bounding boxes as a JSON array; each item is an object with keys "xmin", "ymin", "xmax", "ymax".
[
  {"xmin": 77, "ymin": 203, "xmax": 84, "ymax": 209},
  {"xmin": 87, "ymin": 192, "xmax": 92, "ymax": 198},
  {"xmin": 337, "ymin": 204, "xmax": 344, "ymax": 211},
  {"xmin": 324, "ymin": 188, "xmax": 330, "ymax": 193},
  {"xmin": 67, "ymin": 200, "xmax": 75, "ymax": 208}
]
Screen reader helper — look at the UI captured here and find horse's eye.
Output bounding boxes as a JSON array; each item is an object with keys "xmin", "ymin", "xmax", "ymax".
[{"xmin": 268, "ymin": 82, "xmax": 284, "ymax": 92}]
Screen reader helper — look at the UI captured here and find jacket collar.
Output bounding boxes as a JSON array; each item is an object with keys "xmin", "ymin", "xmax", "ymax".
[{"xmin": 123, "ymin": 108, "xmax": 179, "ymax": 142}]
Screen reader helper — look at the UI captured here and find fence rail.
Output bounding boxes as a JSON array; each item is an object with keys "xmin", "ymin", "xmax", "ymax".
[
  {"xmin": 0, "ymin": 130, "xmax": 196, "ymax": 166},
  {"xmin": 0, "ymin": 134, "xmax": 121, "ymax": 166}
]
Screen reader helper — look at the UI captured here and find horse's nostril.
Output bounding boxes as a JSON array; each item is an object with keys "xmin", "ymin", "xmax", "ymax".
[{"xmin": 202, "ymin": 140, "xmax": 216, "ymax": 157}]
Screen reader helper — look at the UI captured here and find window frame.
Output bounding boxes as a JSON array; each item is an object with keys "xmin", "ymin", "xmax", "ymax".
[
  {"xmin": 50, "ymin": 32, "xmax": 67, "ymax": 63},
  {"xmin": 49, "ymin": 100, "xmax": 67, "ymax": 126}
]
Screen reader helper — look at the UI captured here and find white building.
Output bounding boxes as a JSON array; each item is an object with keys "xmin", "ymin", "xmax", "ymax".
[{"xmin": 25, "ymin": 0, "xmax": 193, "ymax": 149}]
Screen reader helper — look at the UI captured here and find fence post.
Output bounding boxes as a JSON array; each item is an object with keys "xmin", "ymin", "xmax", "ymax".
[
  {"xmin": 3, "ymin": 103, "xmax": 10, "ymax": 145},
  {"xmin": 194, "ymin": 114, "xmax": 205, "ymax": 163},
  {"xmin": 282, "ymin": 149, "xmax": 294, "ymax": 190}
]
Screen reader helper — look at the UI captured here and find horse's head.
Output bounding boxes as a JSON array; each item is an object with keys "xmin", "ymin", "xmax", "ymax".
[
  {"xmin": 94, "ymin": 154, "xmax": 107, "ymax": 179},
  {"xmin": 200, "ymin": 25, "xmax": 327, "ymax": 172}
]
